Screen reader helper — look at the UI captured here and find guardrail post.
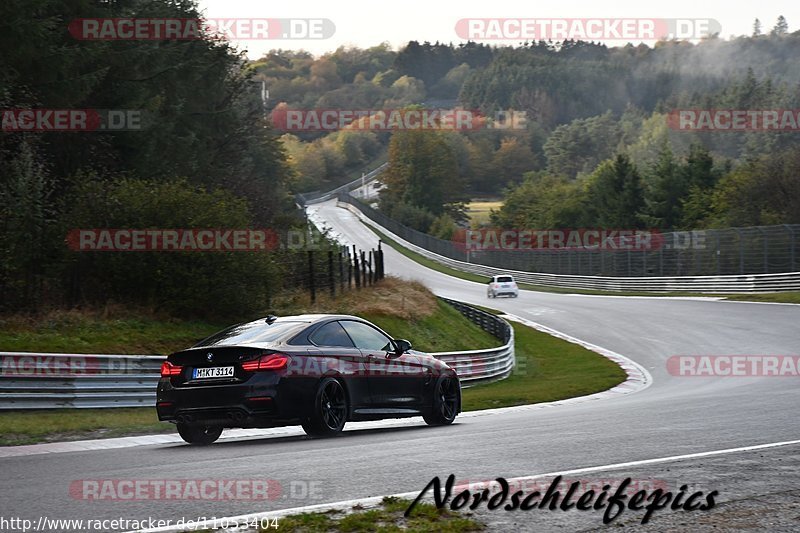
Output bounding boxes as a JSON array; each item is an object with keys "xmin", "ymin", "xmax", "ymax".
[{"xmin": 786, "ymin": 225, "xmax": 796, "ymax": 272}]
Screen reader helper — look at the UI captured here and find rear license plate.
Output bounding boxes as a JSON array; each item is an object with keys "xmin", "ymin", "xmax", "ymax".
[{"xmin": 193, "ymin": 366, "xmax": 234, "ymax": 379}]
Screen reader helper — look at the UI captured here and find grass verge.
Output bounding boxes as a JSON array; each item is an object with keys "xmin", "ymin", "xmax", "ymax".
[
  {"xmin": 269, "ymin": 277, "xmax": 499, "ymax": 353},
  {"xmin": 0, "ymin": 408, "xmax": 172, "ymax": 446},
  {"xmin": 367, "ymin": 224, "xmax": 800, "ymax": 304},
  {"xmin": 723, "ymin": 292, "xmax": 800, "ymax": 304},
  {"xmin": 0, "ymin": 277, "xmax": 625, "ymax": 445},
  {"xmin": 461, "ymin": 319, "xmax": 626, "ymax": 411},
  {"xmin": 0, "ymin": 315, "xmax": 624, "ymax": 444},
  {"xmin": 0, "ymin": 311, "xmax": 226, "ymax": 355},
  {"xmin": 0, "ymin": 278, "xmax": 496, "ymax": 445},
  {"xmin": 268, "ymin": 496, "xmax": 483, "ymax": 532},
  {"xmin": 367, "ymin": 300, "xmax": 498, "ymax": 353}
]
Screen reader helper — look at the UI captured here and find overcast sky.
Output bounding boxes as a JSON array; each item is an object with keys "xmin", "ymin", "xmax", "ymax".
[{"xmin": 197, "ymin": 0, "xmax": 799, "ymax": 58}]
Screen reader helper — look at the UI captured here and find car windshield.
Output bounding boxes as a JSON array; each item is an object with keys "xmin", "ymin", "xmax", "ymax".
[
  {"xmin": 497, "ymin": 276, "xmax": 514, "ymax": 283},
  {"xmin": 194, "ymin": 321, "xmax": 308, "ymax": 347}
]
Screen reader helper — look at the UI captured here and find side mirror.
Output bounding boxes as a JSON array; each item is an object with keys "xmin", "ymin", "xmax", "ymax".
[{"xmin": 392, "ymin": 339, "xmax": 412, "ymax": 357}]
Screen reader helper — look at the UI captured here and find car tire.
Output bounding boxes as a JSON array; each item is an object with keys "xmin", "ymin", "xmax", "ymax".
[
  {"xmin": 177, "ymin": 423, "xmax": 223, "ymax": 445},
  {"xmin": 302, "ymin": 377, "xmax": 348, "ymax": 438},
  {"xmin": 423, "ymin": 376, "xmax": 459, "ymax": 426}
]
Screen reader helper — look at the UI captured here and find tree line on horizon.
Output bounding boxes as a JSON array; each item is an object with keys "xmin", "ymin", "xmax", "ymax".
[
  {"xmin": 2, "ymin": 2, "xmax": 799, "ymax": 316},
  {"xmin": 246, "ymin": 19, "xmax": 800, "ymax": 236},
  {"xmin": 1, "ymin": 0, "xmax": 305, "ymax": 316}
]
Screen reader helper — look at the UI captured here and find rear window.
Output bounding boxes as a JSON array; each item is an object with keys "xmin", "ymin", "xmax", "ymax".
[
  {"xmin": 194, "ymin": 321, "xmax": 308, "ymax": 347},
  {"xmin": 497, "ymin": 276, "xmax": 514, "ymax": 283}
]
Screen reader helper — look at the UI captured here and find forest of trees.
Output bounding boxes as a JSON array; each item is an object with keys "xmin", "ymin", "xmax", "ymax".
[
  {"xmin": 251, "ymin": 19, "xmax": 800, "ymax": 236},
  {"xmin": 0, "ymin": 0, "xmax": 297, "ymax": 316},
  {"xmin": 2, "ymin": 2, "xmax": 799, "ymax": 315}
]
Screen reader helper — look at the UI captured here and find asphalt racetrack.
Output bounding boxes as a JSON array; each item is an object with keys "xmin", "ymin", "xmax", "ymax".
[{"xmin": 0, "ymin": 199, "xmax": 797, "ymax": 532}]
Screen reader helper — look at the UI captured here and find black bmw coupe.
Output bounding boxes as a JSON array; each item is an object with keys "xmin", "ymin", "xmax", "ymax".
[{"xmin": 156, "ymin": 314, "xmax": 461, "ymax": 444}]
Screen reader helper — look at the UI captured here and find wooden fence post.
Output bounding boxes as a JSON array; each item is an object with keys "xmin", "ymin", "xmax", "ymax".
[
  {"xmin": 307, "ymin": 250, "xmax": 316, "ymax": 303},
  {"xmin": 328, "ymin": 250, "xmax": 335, "ymax": 297},
  {"xmin": 353, "ymin": 246, "xmax": 361, "ymax": 288}
]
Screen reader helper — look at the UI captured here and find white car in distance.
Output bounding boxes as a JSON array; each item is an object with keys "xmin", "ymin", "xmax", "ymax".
[{"xmin": 487, "ymin": 275, "xmax": 519, "ymax": 298}]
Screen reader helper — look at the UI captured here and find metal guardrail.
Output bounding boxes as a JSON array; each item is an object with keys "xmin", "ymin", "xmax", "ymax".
[
  {"xmin": 335, "ymin": 194, "xmax": 800, "ymax": 278},
  {"xmin": 298, "ymin": 163, "xmax": 388, "ymax": 206},
  {"xmin": 338, "ymin": 195, "xmax": 800, "ymax": 293},
  {"xmin": 0, "ymin": 300, "xmax": 514, "ymax": 409},
  {"xmin": 0, "ymin": 353, "xmax": 163, "ymax": 409},
  {"xmin": 437, "ymin": 298, "xmax": 515, "ymax": 387}
]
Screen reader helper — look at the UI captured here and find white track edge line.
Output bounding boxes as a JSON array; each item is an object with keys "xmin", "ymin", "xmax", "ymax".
[
  {"xmin": 129, "ymin": 438, "xmax": 800, "ymax": 532},
  {"xmin": 499, "ymin": 313, "xmax": 653, "ymax": 392}
]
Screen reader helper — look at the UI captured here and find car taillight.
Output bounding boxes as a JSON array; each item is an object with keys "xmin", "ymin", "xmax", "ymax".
[
  {"xmin": 241, "ymin": 353, "xmax": 290, "ymax": 372},
  {"xmin": 160, "ymin": 361, "xmax": 183, "ymax": 377},
  {"xmin": 493, "ymin": 283, "xmax": 499, "ymax": 288}
]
